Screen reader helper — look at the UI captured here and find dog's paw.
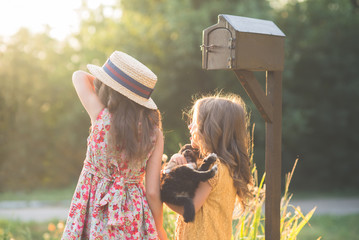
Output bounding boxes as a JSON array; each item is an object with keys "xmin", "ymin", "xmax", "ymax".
[
  {"xmin": 203, "ymin": 153, "xmax": 217, "ymax": 164},
  {"xmin": 206, "ymin": 164, "xmax": 218, "ymax": 178},
  {"xmin": 211, "ymin": 164, "xmax": 218, "ymax": 173},
  {"xmin": 183, "ymin": 208, "xmax": 195, "ymax": 223}
]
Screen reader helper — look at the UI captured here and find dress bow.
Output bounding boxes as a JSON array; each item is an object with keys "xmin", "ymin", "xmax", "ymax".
[{"xmin": 96, "ymin": 175, "xmax": 142, "ymax": 226}]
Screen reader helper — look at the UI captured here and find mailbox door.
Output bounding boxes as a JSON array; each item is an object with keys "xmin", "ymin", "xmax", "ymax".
[{"xmin": 203, "ymin": 28, "xmax": 233, "ymax": 70}]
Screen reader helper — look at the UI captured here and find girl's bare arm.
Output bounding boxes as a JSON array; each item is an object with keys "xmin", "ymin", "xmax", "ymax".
[
  {"xmin": 145, "ymin": 131, "xmax": 168, "ymax": 240},
  {"xmin": 72, "ymin": 70, "xmax": 104, "ymax": 123}
]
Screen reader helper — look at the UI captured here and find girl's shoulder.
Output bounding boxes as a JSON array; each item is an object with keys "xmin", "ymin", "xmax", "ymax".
[
  {"xmin": 207, "ymin": 158, "xmax": 221, "ymax": 189},
  {"xmin": 207, "ymin": 159, "xmax": 232, "ymax": 190}
]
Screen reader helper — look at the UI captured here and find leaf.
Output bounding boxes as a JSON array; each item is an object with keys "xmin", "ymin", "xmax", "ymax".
[{"xmin": 288, "ymin": 207, "xmax": 316, "ymax": 239}]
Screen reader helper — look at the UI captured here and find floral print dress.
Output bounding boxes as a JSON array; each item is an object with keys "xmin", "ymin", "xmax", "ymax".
[{"xmin": 62, "ymin": 108, "xmax": 158, "ymax": 240}]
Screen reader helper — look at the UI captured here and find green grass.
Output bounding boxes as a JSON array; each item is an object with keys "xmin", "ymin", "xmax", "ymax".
[
  {"xmin": 1, "ymin": 214, "xmax": 358, "ymax": 240},
  {"xmin": 0, "ymin": 186, "xmax": 75, "ymax": 202},
  {"xmin": 298, "ymin": 214, "xmax": 359, "ymax": 240}
]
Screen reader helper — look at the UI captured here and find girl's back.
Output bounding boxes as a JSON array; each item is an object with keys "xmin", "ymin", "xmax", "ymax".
[
  {"xmin": 62, "ymin": 108, "xmax": 158, "ymax": 239},
  {"xmin": 85, "ymin": 108, "xmax": 155, "ymax": 180}
]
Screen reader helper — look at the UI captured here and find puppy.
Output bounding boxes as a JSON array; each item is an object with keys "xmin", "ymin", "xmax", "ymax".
[{"xmin": 160, "ymin": 144, "xmax": 218, "ymax": 222}]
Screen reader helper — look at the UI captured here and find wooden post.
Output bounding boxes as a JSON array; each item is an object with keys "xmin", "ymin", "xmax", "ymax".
[
  {"xmin": 234, "ymin": 70, "xmax": 273, "ymax": 123},
  {"xmin": 235, "ymin": 70, "xmax": 282, "ymax": 240},
  {"xmin": 234, "ymin": 70, "xmax": 282, "ymax": 240},
  {"xmin": 265, "ymin": 71, "xmax": 282, "ymax": 240}
]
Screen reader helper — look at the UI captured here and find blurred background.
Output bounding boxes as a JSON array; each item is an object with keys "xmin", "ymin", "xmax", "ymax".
[{"xmin": 0, "ymin": 0, "xmax": 358, "ymax": 198}]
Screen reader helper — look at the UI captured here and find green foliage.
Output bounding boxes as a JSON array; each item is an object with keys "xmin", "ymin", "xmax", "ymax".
[
  {"xmin": 232, "ymin": 159, "xmax": 317, "ymax": 239},
  {"xmin": 0, "ymin": 219, "xmax": 65, "ymax": 240},
  {"xmin": 275, "ymin": 0, "xmax": 359, "ymax": 190},
  {"xmin": 0, "ymin": 29, "xmax": 87, "ymax": 191},
  {"xmin": 0, "ymin": 0, "xmax": 358, "ymax": 192},
  {"xmin": 163, "ymin": 206, "xmax": 177, "ymax": 238}
]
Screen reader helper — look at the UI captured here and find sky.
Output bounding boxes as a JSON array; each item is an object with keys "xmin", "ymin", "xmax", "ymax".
[{"xmin": 0, "ymin": 0, "xmax": 116, "ymax": 40}]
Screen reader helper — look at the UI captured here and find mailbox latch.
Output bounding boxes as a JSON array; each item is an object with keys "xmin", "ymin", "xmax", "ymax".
[
  {"xmin": 227, "ymin": 37, "xmax": 235, "ymax": 68},
  {"xmin": 200, "ymin": 44, "xmax": 216, "ymax": 53}
]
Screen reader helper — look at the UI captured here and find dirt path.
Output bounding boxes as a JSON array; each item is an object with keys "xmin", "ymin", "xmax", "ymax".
[
  {"xmin": 290, "ymin": 197, "xmax": 359, "ymax": 215},
  {"xmin": 0, "ymin": 200, "xmax": 70, "ymax": 222},
  {"xmin": 0, "ymin": 206, "xmax": 69, "ymax": 222},
  {"xmin": 0, "ymin": 197, "xmax": 359, "ymax": 222}
]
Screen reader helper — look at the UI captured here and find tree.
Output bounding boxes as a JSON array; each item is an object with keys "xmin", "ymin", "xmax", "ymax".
[
  {"xmin": 0, "ymin": 29, "xmax": 87, "ymax": 191},
  {"xmin": 3, "ymin": 0, "xmax": 357, "ymax": 192},
  {"xmin": 276, "ymin": 0, "xmax": 359, "ymax": 189}
]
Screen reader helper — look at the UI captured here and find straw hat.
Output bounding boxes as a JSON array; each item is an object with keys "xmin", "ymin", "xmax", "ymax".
[{"xmin": 87, "ymin": 51, "xmax": 158, "ymax": 109}]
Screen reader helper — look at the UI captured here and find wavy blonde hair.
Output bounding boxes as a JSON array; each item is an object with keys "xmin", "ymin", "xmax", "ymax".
[
  {"xmin": 94, "ymin": 79, "xmax": 162, "ymax": 162},
  {"xmin": 188, "ymin": 93, "xmax": 253, "ymax": 207}
]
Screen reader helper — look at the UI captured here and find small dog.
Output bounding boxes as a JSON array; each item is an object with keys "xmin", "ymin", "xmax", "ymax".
[{"xmin": 160, "ymin": 144, "xmax": 218, "ymax": 222}]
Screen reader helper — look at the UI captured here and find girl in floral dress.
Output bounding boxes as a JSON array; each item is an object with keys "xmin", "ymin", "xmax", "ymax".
[
  {"xmin": 62, "ymin": 51, "xmax": 168, "ymax": 240},
  {"xmin": 167, "ymin": 93, "xmax": 254, "ymax": 240}
]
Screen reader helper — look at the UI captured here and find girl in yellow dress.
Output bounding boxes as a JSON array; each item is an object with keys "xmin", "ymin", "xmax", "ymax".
[{"xmin": 167, "ymin": 93, "xmax": 253, "ymax": 240}]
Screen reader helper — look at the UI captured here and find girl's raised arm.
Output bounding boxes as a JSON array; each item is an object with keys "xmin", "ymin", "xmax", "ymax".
[
  {"xmin": 145, "ymin": 130, "xmax": 168, "ymax": 240},
  {"xmin": 72, "ymin": 70, "xmax": 104, "ymax": 123}
]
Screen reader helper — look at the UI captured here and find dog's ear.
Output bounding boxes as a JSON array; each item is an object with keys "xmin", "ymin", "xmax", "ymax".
[
  {"xmin": 192, "ymin": 147, "xmax": 200, "ymax": 158},
  {"xmin": 179, "ymin": 144, "xmax": 193, "ymax": 154},
  {"xmin": 179, "ymin": 144, "xmax": 200, "ymax": 159}
]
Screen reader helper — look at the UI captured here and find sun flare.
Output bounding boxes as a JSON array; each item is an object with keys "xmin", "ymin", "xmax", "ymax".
[{"xmin": 0, "ymin": 0, "xmax": 116, "ymax": 40}]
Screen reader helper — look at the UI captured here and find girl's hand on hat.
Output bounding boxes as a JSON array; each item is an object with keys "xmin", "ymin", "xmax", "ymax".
[{"xmin": 169, "ymin": 153, "xmax": 187, "ymax": 166}]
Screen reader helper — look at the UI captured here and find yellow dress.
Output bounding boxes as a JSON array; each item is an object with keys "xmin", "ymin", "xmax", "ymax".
[{"xmin": 175, "ymin": 160, "xmax": 237, "ymax": 240}]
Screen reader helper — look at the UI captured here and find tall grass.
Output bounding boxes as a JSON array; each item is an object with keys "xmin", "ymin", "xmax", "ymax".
[
  {"xmin": 231, "ymin": 125, "xmax": 317, "ymax": 239},
  {"xmin": 231, "ymin": 158, "xmax": 318, "ymax": 240}
]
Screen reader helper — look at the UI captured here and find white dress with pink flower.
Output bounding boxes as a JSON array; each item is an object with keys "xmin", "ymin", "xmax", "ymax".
[{"xmin": 62, "ymin": 108, "xmax": 158, "ymax": 240}]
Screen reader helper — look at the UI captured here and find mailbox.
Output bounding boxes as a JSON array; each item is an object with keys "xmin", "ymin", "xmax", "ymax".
[{"xmin": 202, "ymin": 14, "xmax": 285, "ymax": 71}]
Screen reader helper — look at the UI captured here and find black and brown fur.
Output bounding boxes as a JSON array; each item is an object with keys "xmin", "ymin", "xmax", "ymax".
[{"xmin": 160, "ymin": 144, "xmax": 218, "ymax": 222}]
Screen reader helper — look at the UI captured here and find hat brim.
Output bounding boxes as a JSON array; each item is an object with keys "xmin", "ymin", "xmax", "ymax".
[{"xmin": 87, "ymin": 64, "xmax": 157, "ymax": 110}]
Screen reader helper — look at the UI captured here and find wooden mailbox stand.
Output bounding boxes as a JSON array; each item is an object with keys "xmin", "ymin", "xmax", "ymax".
[{"xmin": 202, "ymin": 14, "xmax": 285, "ymax": 240}]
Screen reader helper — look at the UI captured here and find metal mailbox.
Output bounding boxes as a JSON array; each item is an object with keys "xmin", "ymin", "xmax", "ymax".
[{"xmin": 202, "ymin": 14, "xmax": 285, "ymax": 71}]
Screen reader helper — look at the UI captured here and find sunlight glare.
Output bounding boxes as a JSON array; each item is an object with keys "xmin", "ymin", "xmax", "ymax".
[{"xmin": 0, "ymin": 0, "xmax": 116, "ymax": 40}]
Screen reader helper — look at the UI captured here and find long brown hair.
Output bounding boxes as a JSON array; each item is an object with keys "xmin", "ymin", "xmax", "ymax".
[
  {"xmin": 94, "ymin": 79, "xmax": 162, "ymax": 162},
  {"xmin": 188, "ymin": 93, "xmax": 253, "ymax": 207}
]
